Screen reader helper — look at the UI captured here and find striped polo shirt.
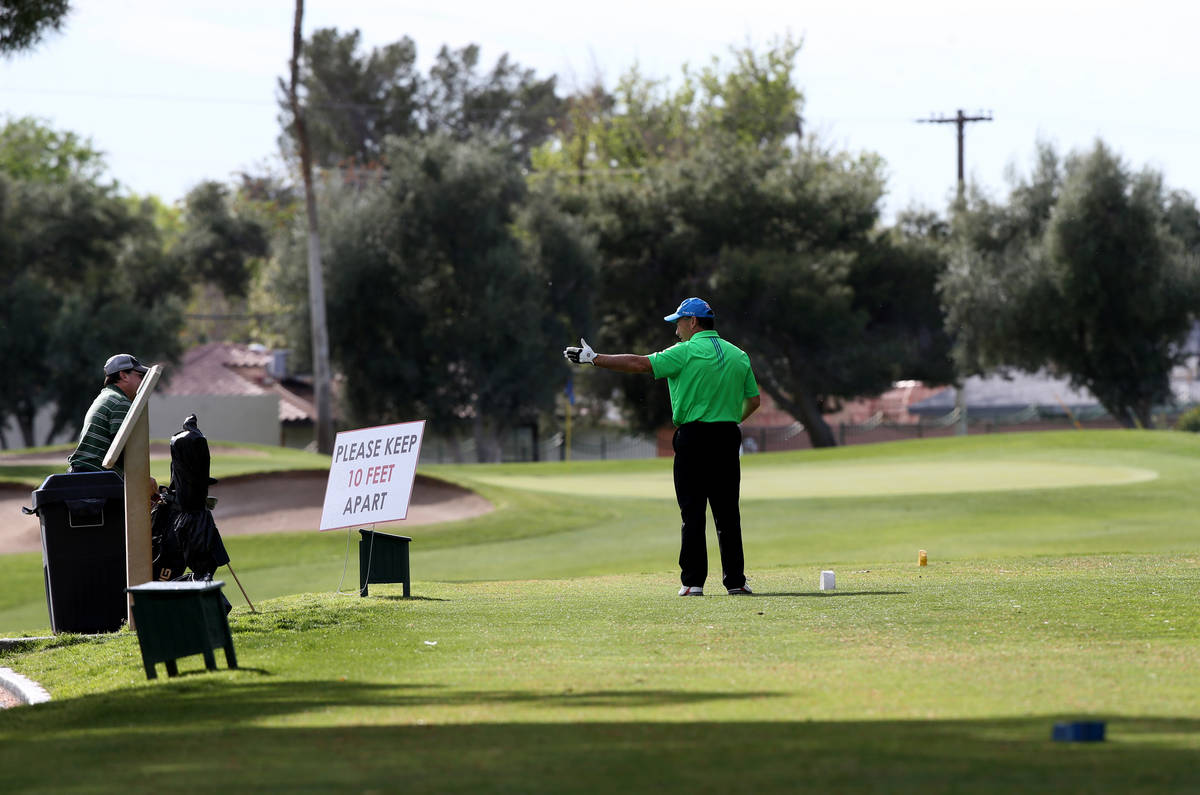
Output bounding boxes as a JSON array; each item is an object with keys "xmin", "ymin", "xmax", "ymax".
[{"xmin": 67, "ymin": 385, "xmax": 131, "ymax": 476}]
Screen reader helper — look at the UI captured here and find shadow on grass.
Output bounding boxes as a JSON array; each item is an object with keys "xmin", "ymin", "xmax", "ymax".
[
  {"xmin": 369, "ymin": 595, "xmax": 451, "ymax": 602},
  {"xmin": 1, "ymin": 706, "xmax": 1198, "ymax": 792},
  {"xmin": 0, "ymin": 680, "xmax": 782, "ymax": 730},
  {"xmin": 752, "ymin": 590, "xmax": 908, "ymax": 598},
  {"xmin": 165, "ymin": 666, "xmax": 273, "ymax": 679}
]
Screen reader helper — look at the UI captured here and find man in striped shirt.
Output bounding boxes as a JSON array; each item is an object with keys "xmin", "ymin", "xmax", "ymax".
[{"xmin": 67, "ymin": 353, "xmax": 149, "ymax": 477}]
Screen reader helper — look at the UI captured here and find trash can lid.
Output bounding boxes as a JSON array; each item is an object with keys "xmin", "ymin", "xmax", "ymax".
[
  {"xmin": 31, "ymin": 471, "xmax": 125, "ymax": 511},
  {"xmin": 127, "ymin": 580, "xmax": 226, "ymax": 594}
]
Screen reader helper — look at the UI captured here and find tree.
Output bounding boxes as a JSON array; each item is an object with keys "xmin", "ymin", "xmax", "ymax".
[
  {"xmin": 543, "ymin": 37, "xmax": 951, "ymax": 446},
  {"xmin": 0, "ymin": 115, "xmax": 103, "ymax": 182},
  {"xmin": 0, "ymin": 271, "xmax": 57, "ymax": 446},
  {"xmin": 270, "ymin": 135, "xmax": 598, "ymax": 461},
  {"xmin": 533, "ymin": 34, "xmax": 802, "ymax": 177},
  {"xmin": 424, "ymin": 44, "xmax": 562, "ymax": 162},
  {"xmin": 278, "ymin": 27, "xmax": 422, "ymax": 169},
  {"xmin": 174, "ymin": 181, "xmax": 269, "ymax": 299},
  {"xmin": 0, "ymin": 170, "xmax": 185, "ymax": 447},
  {"xmin": 1164, "ymin": 189, "xmax": 1200, "ymax": 254},
  {"xmin": 854, "ymin": 209, "xmax": 958, "ymax": 390},
  {"xmin": 0, "ymin": 0, "xmax": 70, "ymax": 55},
  {"xmin": 941, "ymin": 141, "xmax": 1200, "ymax": 427},
  {"xmin": 691, "ymin": 35, "xmax": 804, "ymax": 147},
  {"xmin": 278, "ymin": 29, "xmax": 562, "ymax": 169}
]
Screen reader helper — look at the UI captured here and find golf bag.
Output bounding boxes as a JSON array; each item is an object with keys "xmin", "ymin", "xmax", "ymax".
[{"xmin": 151, "ymin": 414, "xmax": 231, "ymax": 613}]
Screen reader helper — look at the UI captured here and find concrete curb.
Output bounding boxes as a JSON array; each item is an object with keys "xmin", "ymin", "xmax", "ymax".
[
  {"xmin": 0, "ymin": 637, "xmax": 54, "ymax": 707},
  {"xmin": 0, "ymin": 666, "xmax": 51, "ymax": 706}
]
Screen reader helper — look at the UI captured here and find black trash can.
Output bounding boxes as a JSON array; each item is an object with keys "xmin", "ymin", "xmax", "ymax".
[{"xmin": 29, "ymin": 471, "xmax": 128, "ymax": 634}]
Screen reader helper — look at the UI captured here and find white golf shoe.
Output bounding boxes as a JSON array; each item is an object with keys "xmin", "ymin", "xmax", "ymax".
[{"xmin": 678, "ymin": 585, "xmax": 704, "ymax": 596}]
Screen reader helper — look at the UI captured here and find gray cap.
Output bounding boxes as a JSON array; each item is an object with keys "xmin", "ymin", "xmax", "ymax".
[{"xmin": 103, "ymin": 354, "xmax": 148, "ymax": 376}]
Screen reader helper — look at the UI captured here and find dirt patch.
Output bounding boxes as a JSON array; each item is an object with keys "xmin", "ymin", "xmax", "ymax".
[
  {"xmin": 209, "ymin": 471, "xmax": 492, "ymax": 534},
  {"xmin": 0, "ymin": 472, "xmax": 492, "ymax": 555}
]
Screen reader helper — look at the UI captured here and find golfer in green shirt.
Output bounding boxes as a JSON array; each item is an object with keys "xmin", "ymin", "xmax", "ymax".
[{"xmin": 564, "ymin": 298, "xmax": 760, "ymax": 596}]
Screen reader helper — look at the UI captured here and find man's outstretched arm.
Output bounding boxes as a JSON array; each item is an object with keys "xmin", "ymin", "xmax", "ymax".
[
  {"xmin": 564, "ymin": 339, "xmax": 652, "ymax": 373},
  {"xmin": 593, "ymin": 353, "xmax": 653, "ymax": 373}
]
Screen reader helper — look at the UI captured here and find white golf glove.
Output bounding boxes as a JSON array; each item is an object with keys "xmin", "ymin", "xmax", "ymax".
[{"xmin": 563, "ymin": 338, "xmax": 597, "ymax": 365}]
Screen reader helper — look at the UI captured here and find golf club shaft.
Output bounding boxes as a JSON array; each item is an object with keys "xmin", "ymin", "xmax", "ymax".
[{"xmin": 226, "ymin": 562, "xmax": 257, "ymax": 613}]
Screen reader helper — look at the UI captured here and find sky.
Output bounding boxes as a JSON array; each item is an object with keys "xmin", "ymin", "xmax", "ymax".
[{"xmin": 3, "ymin": 0, "xmax": 1199, "ymax": 220}]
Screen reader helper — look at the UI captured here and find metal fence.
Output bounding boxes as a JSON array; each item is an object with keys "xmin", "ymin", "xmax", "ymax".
[
  {"xmin": 418, "ymin": 428, "xmax": 658, "ymax": 465},
  {"xmin": 416, "ymin": 404, "xmax": 1192, "ymax": 464},
  {"xmin": 543, "ymin": 433, "xmax": 659, "ymax": 462}
]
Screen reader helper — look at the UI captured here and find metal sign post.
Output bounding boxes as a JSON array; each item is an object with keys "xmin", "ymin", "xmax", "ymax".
[{"xmin": 103, "ymin": 365, "xmax": 162, "ymax": 627}]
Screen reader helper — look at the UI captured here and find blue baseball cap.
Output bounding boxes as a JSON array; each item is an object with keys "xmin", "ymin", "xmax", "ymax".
[{"xmin": 664, "ymin": 297, "xmax": 714, "ymax": 323}]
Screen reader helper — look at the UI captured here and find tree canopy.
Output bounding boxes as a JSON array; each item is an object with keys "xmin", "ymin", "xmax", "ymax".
[
  {"xmin": 0, "ymin": 118, "xmax": 184, "ymax": 447},
  {"xmin": 941, "ymin": 141, "xmax": 1200, "ymax": 427},
  {"xmin": 173, "ymin": 181, "xmax": 269, "ymax": 299},
  {"xmin": 270, "ymin": 134, "xmax": 597, "ymax": 460},
  {"xmin": 541, "ymin": 39, "xmax": 952, "ymax": 446},
  {"xmin": 278, "ymin": 28, "xmax": 561, "ymax": 170},
  {"xmin": 0, "ymin": 115, "xmax": 104, "ymax": 182},
  {"xmin": 0, "ymin": 0, "xmax": 69, "ymax": 55}
]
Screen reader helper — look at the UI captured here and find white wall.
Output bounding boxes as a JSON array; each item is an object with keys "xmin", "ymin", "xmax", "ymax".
[
  {"xmin": 0, "ymin": 403, "xmax": 75, "ymax": 448},
  {"xmin": 2, "ymin": 394, "xmax": 283, "ymax": 450},
  {"xmin": 149, "ymin": 395, "xmax": 281, "ymax": 445}
]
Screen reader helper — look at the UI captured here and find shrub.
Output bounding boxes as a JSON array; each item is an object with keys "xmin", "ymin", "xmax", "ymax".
[{"xmin": 1175, "ymin": 405, "xmax": 1200, "ymax": 432}]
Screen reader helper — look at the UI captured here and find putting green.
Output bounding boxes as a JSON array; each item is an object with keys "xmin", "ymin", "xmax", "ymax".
[{"xmin": 468, "ymin": 460, "xmax": 1158, "ymax": 500}]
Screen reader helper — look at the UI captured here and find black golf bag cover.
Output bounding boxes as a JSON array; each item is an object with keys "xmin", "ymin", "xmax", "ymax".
[
  {"xmin": 151, "ymin": 415, "xmax": 231, "ymax": 607},
  {"xmin": 171, "ymin": 413, "xmax": 217, "ymax": 510}
]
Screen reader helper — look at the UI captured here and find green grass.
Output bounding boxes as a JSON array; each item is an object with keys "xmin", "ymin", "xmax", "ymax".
[
  {"xmin": 1, "ymin": 561, "xmax": 1198, "ymax": 791},
  {"xmin": 3, "ymin": 430, "xmax": 1200, "ymax": 791},
  {"xmin": 467, "ymin": 457, "xmax": 1158, "ymax": 498}
]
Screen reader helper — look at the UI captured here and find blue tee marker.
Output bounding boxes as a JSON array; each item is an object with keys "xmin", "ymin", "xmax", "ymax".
[{"xmin": 1052, "ymin": 721, "xmax": 1106, "ymax": 742}]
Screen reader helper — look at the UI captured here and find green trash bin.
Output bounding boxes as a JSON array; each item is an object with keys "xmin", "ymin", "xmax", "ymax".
[
  {"xmin": 359, "ymin": 529, "xmax": 411, "ymax": 597},
  {"xmin": 127, "ymin": 580, "xmax": 237, "ymax": 679},
  {"xmin": 27, "ymin": 472, "xmax": 128, "ymax": 634}
]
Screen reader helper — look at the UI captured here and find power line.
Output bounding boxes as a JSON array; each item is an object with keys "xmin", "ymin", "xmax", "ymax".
[
  {"xmin": 0, "ymin": 84, "xmax": 555, "ymax": 119},
  {"xmin": 0, "ymin": 85, "xmax": 273, "ymax": 107}
]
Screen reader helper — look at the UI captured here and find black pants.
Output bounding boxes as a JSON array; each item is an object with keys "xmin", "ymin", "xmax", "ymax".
[{"xmin": 673, "ymin": 421, "xmax": 745, "ymax": 590}]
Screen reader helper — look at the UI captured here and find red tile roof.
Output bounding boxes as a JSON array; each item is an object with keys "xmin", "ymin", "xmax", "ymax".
[
  {"xmin": 158, "ymin": 342, "xmax": 315, "ymax": 424},
  {"xmin": 271, "ymin": 382, "xmax": 316, "ymax": 424},
  {"xmin": 743, "ymin": 382, "xmax": 948, "ymax": 428}
]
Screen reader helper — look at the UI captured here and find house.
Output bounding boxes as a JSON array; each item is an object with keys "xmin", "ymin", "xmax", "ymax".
[
  {"xmin": 907, "ymin": 371, "xmax": 1102, "ymax": 421},
  {"xmin": 657, "ymin": 381, "xmax": 946, "ymax": 455},
  {"xmin": 909, "ymin": 366, "xmax": 1200, "ymax": 423},
  {"xmin": 149, "ymin": 343, "xmax": 321, "ymax": 448},
  {"xmin": 906, "ymin": 322, "xmax": 1200, "ymax": 422}
]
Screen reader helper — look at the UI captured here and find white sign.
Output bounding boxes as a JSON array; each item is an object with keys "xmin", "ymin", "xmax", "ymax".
[{"xmin": 319, "ymin": 420, "xmax": 426, "ymax": 531}]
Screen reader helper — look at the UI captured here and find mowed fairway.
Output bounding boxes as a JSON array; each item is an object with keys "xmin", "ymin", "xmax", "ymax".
[
  {"xmin": 467, "ymin": 458, "xmax": 1157, "ymax": 498},
  {"xmin": 1, "ymin": 430, "xmax": 1199, "ymax": 792}
]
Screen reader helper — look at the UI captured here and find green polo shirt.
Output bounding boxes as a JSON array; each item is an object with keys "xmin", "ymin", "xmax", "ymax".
[
  {"xmin": 68, "ymin": 385, "xmax": 130, "ymax": 476},
  {"xmin": 648, "ymin": 330, "xmax": 759, "ymax": 426}
]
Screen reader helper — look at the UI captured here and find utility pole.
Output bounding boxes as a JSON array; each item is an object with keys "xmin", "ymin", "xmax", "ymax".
[
  {"xmin": 918, "ymin": 108, "xmax": 993, "ymax": 435},
  {"xmin": 288, "ymin": 0, "xmax": 335, "ymax": 454},
  {"xmin": 918, "ymin": 109, "xmax": 993, "ymax": 203}
]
